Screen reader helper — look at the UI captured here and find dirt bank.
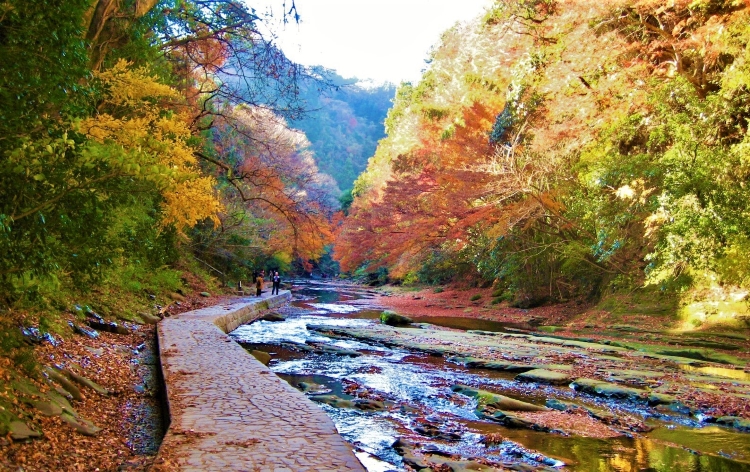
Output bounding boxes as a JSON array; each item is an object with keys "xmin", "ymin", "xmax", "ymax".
[
  {"xmin": 372, "ymin": 285, "xmax": 584, "ymax": 326},
  {"xmin": 0, "ymin": 291, "xmax": 231, "ymax": 472}
]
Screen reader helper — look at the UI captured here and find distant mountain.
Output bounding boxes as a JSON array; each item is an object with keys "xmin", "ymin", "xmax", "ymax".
[{"xmin": 292, "ymin": 72, "xmax": 396, "ymax": 192}]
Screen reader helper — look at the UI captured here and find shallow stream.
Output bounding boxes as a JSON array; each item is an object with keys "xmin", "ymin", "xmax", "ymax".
[{"xmin": 230, "ymin": 281, "xmax": 750, "ymax": 471}]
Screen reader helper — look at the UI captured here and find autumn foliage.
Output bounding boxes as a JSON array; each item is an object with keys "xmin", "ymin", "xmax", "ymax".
[
  {"xmin": 336, "ymin": 0, "xmax": 750, "ymax": 305},
  {"xmin": 0, "ymin": 0, "xmax": 337, "ymax": 299}
]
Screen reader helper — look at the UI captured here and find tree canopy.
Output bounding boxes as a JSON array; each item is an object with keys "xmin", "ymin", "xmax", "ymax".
[
  {"xmin": 335, "ymin": 0, "xmax": 750, "ymax": 307},
  {"xmin": 0, "ymin": 0, "xmax": 336, "ymax": 302}
]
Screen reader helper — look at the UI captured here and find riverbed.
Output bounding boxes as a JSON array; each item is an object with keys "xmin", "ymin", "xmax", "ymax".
[{"xmin": 230, "ymin": 281, "xmax": 750, "ymax": 471}]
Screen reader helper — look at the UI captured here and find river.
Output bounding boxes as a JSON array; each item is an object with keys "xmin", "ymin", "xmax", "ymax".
[{"xmin": 230, "ymin": 280, "xmax": 750, "ymax": 471}]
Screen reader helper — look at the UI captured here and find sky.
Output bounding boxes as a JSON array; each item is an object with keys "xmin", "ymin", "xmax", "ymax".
[{"xmin": 255, "ymin": 0, "xmax": 493, "ymax": 85}]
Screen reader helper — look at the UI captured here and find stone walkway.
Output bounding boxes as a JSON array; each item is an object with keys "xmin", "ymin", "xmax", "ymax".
[{"xmin": 156, "ymin": 291, "xmax": 366, "ymax": 471}]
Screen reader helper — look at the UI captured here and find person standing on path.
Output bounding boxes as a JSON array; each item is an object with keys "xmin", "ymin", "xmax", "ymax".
[
  {"xmin": 255, "ymin": 272, "xmax": 263, "ymax": 297},
  {"xmin": 271, "ymin": 271, "xmax": 281, "ymax": 295}
]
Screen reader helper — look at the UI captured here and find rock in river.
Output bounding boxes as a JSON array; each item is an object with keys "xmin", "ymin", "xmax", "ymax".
[
  {"xmin": 571, "ymin": 378, "xmax": 646, "ymax": 402},
  {"xmin": 716, "ymin": 416, "xmax": 750, "ymax": 432},
  {"xmin": 250, "ymin": 350, "xmax": 272, "ymax": 366},
  {"xmin": 309, "ymin": 394, "xmax": 384, "ymax": 411},
  {"xmin": 452, "ymin": 385, "xmax": 548, "ymax": 412},
  {"xmin": 260, "ymin": 312, "xmax": 286, "ymax": 322},
  {"xmin": 379, "ymin": 310, "xmax": 412, "ymax": 326},
  {"xmin": 450, "ymin": 356, "xmax": 543, "ymax": 373},
  {"xmin": 515, "ymin": 368, "xmax": 571, "ymax": 386}
]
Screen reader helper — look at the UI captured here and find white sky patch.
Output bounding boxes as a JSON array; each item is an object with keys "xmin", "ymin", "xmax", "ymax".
[{"xmin": 254, "ymin": 0, "xmax": 493, "ymax": 84}]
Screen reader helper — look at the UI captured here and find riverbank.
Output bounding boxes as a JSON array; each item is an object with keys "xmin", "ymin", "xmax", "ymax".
[
  {"xmin": 371, "ymin": 284, "xmax": 584, "ymax": 326},
  {"xmin": 0, "ymin": 290, "xmax": 231, "ymax": 472},
  {"xmin": 366, "ymin": 284, "xmax": 750, "ymax": 421}
]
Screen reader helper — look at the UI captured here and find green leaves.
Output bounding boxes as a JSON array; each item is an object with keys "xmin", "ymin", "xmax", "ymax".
[{"xmin": 0, "ymin": 0, "xmax": 91, "ymax": 140}]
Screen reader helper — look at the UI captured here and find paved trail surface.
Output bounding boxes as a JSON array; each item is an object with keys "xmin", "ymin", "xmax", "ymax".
[{"xmin": 156, "ymin": 292, "xmax": 365, "ymax": 471}]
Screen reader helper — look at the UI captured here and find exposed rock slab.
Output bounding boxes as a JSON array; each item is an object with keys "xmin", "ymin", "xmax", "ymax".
[
  {"xmin": 571, "ymin": 378, "xmax": 646, "ymax": 401},
  {"xmin": 9, "ymin": 421, "xmax": 41, "ymax": 440},
  {"xmin": 516, "ymin": 368, "xmax": 571, "ymax": 385},
  {"xmin": 452, "ymin": 384, "xmax": 548, "ymax": 412}
]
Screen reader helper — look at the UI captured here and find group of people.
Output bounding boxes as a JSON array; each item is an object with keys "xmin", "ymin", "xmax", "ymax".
[{"xmin": 253, "ymin": 270, "xmax": 281, "ymax": 297}]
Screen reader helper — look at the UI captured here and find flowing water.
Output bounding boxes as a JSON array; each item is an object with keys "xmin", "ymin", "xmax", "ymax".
[{"xmin": 230, "ymin": 281, "xmax": 750, "ymax": 471}]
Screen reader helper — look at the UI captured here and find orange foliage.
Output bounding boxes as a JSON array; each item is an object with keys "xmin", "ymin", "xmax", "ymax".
[
  {"xmin": 213, "ymin": 107, "xmax": 335, "ymax": 262},
  {"xmin": 337, "ymin": 102, "xmax": 504, "ymax": 276},
  {"xmin": 334, "ymin": 0, "xmax": 649, "ymax": 276}
]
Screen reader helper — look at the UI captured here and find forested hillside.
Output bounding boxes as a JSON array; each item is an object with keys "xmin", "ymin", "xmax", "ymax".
[
  {"xmin": 336, "ymin": 0, "xmax": 750, "ymax": 323},
  {"xmin": 291, "ymin": 74, "xmax": 395, "ymax": 193},
  {"xmin": 0, "ymin": 1, "xmax": 336, "ymax": 319}
]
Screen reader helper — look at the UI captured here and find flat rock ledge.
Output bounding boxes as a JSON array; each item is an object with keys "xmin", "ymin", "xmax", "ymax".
[{"xmin": 156, "ymin": 291, "xmax": 365, "ymax": 471}]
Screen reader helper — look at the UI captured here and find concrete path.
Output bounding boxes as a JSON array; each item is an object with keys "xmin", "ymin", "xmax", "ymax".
[{"xmin": 156, "ymin": 292, "xmax": 366, "ymax": 471}]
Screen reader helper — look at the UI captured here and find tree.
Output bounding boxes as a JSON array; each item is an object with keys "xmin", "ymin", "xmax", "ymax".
[
  {"xmin": 193, "ymin": 105, "xmax": 337, "ymax": 276},
  {"xmin": 336, "ymin": 0, "xmax": 750, "ymax": 308}
]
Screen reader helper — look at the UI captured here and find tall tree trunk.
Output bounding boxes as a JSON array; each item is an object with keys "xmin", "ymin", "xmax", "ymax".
[{"xmin": 85, "ymin": 0, "xmax": 160, "ymax": 70}]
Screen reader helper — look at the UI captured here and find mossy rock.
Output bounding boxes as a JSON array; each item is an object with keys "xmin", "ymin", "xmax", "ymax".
[
  {"xmin": 647, "ymin": 392, "xmax": 679, "ymax": 406},
  {"xmin": 663, "ymin": 337, "xmax": 742, "ymax": 351},
  {"xmin": 47, "ymin": 390, "xmax": 77, "ymax": 416},
  {"xmin": 484, "ymin": 410, "xmax": 548, "ymax": 431},
  {"xmin": 545, "ymin": 399, "xmax": 572, "ymax": 411},
  {"xmin": 11, "ymin": 378, "xmax": 42, "ymax": 397},
  {"xmin": 29, "ymin": 399, "xmax": 63, "ymax": 417},
  {"xmin": 309, "ymin": 394, "xmax": 355, "ymax": 409},
  {"xmin": 612, "ymin": 324, "xmax": 641, "ymax": 332},
  {"xmin": 353, "ymin": 398, "xmax": 385, "ymax": 411},
  {"xmin": 450, "ymin": 356, "xmax": 542, "ymax": 372},
  {"xmin": 716, "ymin": 416, "xmax": 750, "ymax": 432},
  {"xmin": 516, "ymin": 368, "xmax": 571, "ymax": 386},
  {"xmin": 538, "ymin": 325, "xmax": 562, "ymax": 333},
  {"xmin": 451, "ymin": 384, "xmax": 548, "ymax": 412},
  {"xmin": 404, "ymin": 342, "xmax": 450, "ymax": 356},
  {"xmin": 63, "ymin": 369, "xmax": 109, "ymax": 395},
  {"xmin": 44, "ymin": 367, "xmax": 84, "ymax": 401},
  {"xmin": 571, "ymin": 378, "xmax": 646, "ymax": 401},
  {"xmin": 652, "ymin": 348, "xmax": 744, "ymax": 365},
  {"xmin": 260, "ymin": 312, "xmax": 286, "ymax": 322},
  {"xmin": 379, "ymin": 311, "xmax": 412, "ymax": 326},
  {"xmin": 465, "ymin": 330, "xmax": 498, "ymax": 336},
  {"xmin": 396, "ymin": 439, "xmax": 498, "ymax": 471},
  {"xmin": 60, "ymin": 412, "xmax": 102, "ymax": 436},
  {"xmin": 139, "ymin": 312, "xmax": 161, "ymax": 325},
  {"xmin": 297, "ymin": 382, "xmax": 328, "ymax": 394},
  {"xmin": 250, "ymin": 350, "xmax": 272, "ymax": 366},
  {"xmin": 169, "ymin": 292, "xmax": 186, "ymax": 301},
  {"xmin": 606, "ymin": 369, "xmax": 664, "ymax": 385},
  {"xmin": 9, "ymin": 420, "xmax": 41, "ymax": 440},
  {"xmin": 312, "ymin": 344, "xmax": 362, "ymax": 357}
]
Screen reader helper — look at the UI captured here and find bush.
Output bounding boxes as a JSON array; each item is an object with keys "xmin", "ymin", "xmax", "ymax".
[{"xmin": 380, "ymin": 311, "xmax": 412, "ymax": 326}]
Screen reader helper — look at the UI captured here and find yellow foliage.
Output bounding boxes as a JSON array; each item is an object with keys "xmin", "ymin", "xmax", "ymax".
[
  {"xmin": 162, "ymin": 176, "xmax": 222, "ymax": 229},
  {"xmin": 93, "ymin": 59, "xmax": 181, "ymax": 108},
  {"xmin": 77, "ymin": 59, "xmax": 220, "ymax": 231}
]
